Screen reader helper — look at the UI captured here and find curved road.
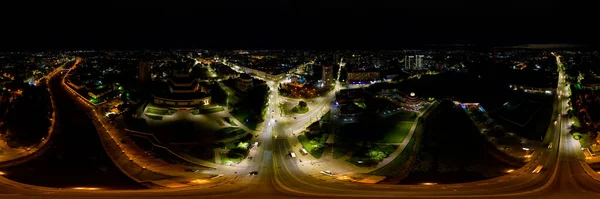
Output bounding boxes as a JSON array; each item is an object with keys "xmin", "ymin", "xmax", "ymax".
[{"xmin": 2, "ymin": 57, "xmax": 600, "ymax": 198}]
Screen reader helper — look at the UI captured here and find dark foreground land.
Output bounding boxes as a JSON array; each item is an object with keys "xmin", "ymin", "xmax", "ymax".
[
  {"xmin": 2, "ymin": 75, "xmax": 145, "ymax": 189},
  {"xmin": 400, "ymin": 100, "xmax": 515, "ymax": 184}
]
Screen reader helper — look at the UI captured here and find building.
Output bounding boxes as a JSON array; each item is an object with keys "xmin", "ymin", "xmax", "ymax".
[
  {"xmin": 322, "ymin": 65, "xmax": 334, "ymax": 87},
  {"xmin": 346, "ymin": 71, "xmax": 381, "ymax": 83},
  {"xmin": 416, "ymin": 55, "xmax": 424, "ymax": 69},
  {"xmin": 153, "ymin": 73, "xmax": 211, "ymax": 107},
  {"xmin": 404, "ymin": 55, "xmax": 424, "ymax": 70},
  {"xmin": 138, "ymin": 61, "xmax": 151, "ymax": 83},
  {"xmin": 405, "ymin": 55, "xmax": 414, "ymax": 70},
  {"xmin": 237, "ymin": 73, "xmax": 254, "ymax": 92}
]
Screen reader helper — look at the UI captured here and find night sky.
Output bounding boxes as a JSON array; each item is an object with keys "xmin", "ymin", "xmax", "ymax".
[{"xmin": 2, "ymin": 0, "xmax": 597, "ymax": 50}]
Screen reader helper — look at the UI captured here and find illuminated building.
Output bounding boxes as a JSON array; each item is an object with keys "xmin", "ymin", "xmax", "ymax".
[
  {"xmin": 322, "ymin": 65, "xmax": 333, "ymax": 88},
  {"xmin": 153, "ymin": 73, "xmax": 211, "ymax": 107},
  {"xmin": 405, "ymin": 55, "xmax": 424, "ymax": 70},
  {"xmin": 237, "ymin": 73, "xmax": 254, "ymax": 92},
  {"xmin": 346, "ymin": 71, "xmax": 380, "ymax": 83}
]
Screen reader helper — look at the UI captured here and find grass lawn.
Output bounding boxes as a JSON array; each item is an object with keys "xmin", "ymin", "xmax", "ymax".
[
  {"xmin": 146, "ymin": 108, "xmax": 174, "ymax": 115},
  {"xmin": 321, "ymin": 110, "xmax": 331, "ymax": 122},
  {"xmin": 298, "ymin": 133, "xmax": 329, "ymax": 159},
  {"xmin": 231, "ymin": 107, "xmax": 258, "ymax": 130},
  {"xmin": 347, "ymin": 144, "xmax": 397, "ymax": 167},
  {"xmin": 370, "ymin": 135, "xmax": 416, "ymax": 176},
  {"xmin": 224, "ymin": 117, "xmax": 237, "ymax": 126},
  {"xmin": 333, "ymin": 135, "xmax": 353, "ymax": 159},
  {"xmin": 220, "ymin": 153, "xmax": 243, "ymax": 164},
  {"xmin": 293, "ymin": 105, "xmax": 309, "ymax": 114},
  {"xmin": 391, "ymin": 111, "xmax": 418, "ymax": 121},
  {"xmin": 378, "ymin": 121, "xmax": 413, "ymax": 143},
  {"xmin": 224, "ymin": 140, "xmax": 238, "ymax": 149},
  {"xmin": 574, "ymin": 132, "xmax": 592, "ymax": 148},
  {"xmin": 192, "ymin": 107, "xmax": 225, "ymax": 115},
  {"xmin": 201, "ymin": 107, "xmax": 225, "ymax": 113},
  {"xmin": 215, "ymin": 127, "xmax": 245, "ymax": 139},
  {"xmin": 145, "ymin": 114, "xmax": 163, "ymax": 120}
]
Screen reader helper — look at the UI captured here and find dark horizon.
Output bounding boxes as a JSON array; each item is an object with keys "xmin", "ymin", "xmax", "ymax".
[{"xmin": 2, "ymin": 1, "xmax": 598, "ymax": 51}]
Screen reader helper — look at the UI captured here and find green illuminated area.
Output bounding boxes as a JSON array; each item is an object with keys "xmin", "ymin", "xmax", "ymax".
[{"xmin": 89, "ymin": 98, "xmax": 101, "ymax": 104}]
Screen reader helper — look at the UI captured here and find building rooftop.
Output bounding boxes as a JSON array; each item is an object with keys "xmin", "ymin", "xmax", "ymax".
[
  {"xmin": 154, "ymin": 91, "xmax": 210, "ymax": 101},
  {"xmin": 169, "ymin": 76, "xmax": 196, "ymax": 85},
  {"xmin": 167, "ymin": 81, "xmax": 198, "ymax": 91}
]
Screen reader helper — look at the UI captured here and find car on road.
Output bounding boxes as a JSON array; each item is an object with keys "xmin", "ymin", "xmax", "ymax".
[
  {"xmin": 300, "ymin": 148, "xmax": 309, "ymax": 155},
  {"xmin": 249, "ymin": 171, "xmax": 258, "ymax": 175}
]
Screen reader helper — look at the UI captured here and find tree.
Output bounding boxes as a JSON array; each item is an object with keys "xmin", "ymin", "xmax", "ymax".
[
  {"xmin": 298, "ymin": 101, "xmax": 307, "ymax": 108},
  {"xmin": 293, "ymin": 101, "xmax": 309, "ymax": 113}
]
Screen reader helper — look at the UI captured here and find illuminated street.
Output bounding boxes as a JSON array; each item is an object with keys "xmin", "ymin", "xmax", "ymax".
[{"xmin": 1, "ymin": 2, "xmax": 600, "ymax": 197}]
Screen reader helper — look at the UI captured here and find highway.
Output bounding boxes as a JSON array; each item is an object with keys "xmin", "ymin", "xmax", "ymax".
[{"xmin": 2, "ymin": 55, "xmax": 600, "ymax": 198}]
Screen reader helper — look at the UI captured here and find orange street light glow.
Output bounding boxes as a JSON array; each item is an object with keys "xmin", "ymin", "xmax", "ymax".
[
  {"xmin": 72, "ymin": 187, "xmax": 99, "ymax": 190},
  {"xmin": 191, "ymin": 179, "xmax": 209, "ymax": 184}
]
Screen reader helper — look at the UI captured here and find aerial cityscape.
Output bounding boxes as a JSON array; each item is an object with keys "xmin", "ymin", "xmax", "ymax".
[{"xmin": 1, "ymin": 1, "xmax": 600, "ymax": 199}]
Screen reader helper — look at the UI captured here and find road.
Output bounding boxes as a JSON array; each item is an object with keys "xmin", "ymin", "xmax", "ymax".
[{"xmin": 3, "ymin": 55, "xmax": 600, "ymax": 198}]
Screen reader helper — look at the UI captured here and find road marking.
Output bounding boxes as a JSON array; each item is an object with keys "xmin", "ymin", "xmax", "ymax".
[
  {"xmin": 409, "ymin": 186, "xmax": 429, "ymax": 189},
  {"xmin": 477, "ymin": 182, "xmax": 489, "ymax": 185}
]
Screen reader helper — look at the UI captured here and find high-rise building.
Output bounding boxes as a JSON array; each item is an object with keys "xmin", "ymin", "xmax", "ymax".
[
  {"xmin": 322, "ymin": 65, "xmax": 334, "ymax": 88},
  {"xmin": 416, "ymin": 55, "xmax": 424, "ymax": 69},
  {"xmin": 138, "ymin": 61, "xmax": 151, "ymax": 83},
  {"xmin": 405, "ymin": 55, "xmax": 414, "ymax": 69},
  {"xmin": 405, "ymin": 55, "xmax": 424, "ymax": 70}
]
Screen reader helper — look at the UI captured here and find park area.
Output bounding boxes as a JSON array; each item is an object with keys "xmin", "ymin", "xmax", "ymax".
[
  {"xmin": 298, "ymin": 133, "xmax": 329, "ymax": 158},
  {"xmin": 333, "ymin": 111, "xmax": 416, "ymax": 166},
  {"xmin": 123, "ymin": 101, "xmax": 254, "ymax": 163},
  {"xmin": 490, "ymin": 93, "xmax": 554, "ymax": 140}
]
